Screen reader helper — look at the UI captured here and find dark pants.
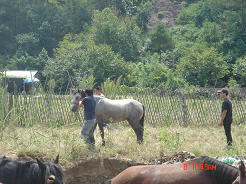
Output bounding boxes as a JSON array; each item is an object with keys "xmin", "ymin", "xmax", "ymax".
[{"xmin": 224, "ymin": 124, "xmax": 232, "ymax": 146}]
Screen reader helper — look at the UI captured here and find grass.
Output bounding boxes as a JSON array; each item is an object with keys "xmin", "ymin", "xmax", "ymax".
[{"xmin": 1, "ymin": 121, "xmax": 246, "ymax": 169}]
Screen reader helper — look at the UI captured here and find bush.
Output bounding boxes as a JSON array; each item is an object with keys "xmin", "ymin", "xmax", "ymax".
[{"xmin": 156, "ymin": 12, "xmax": 164, "ymax": 18}]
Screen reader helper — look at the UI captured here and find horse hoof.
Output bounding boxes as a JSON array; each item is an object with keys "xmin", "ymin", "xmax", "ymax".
[{"xmin": 137, "ymin": 139, "xmax": 143, "ymax": 144}]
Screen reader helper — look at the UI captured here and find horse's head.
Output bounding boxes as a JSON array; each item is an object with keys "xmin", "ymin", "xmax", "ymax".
[
  {"xmin": 70, "ymin": 88, "xmax": 86, "ymax": 112},
  {"xmin": 37, "ymin": 154, "xmax": 64, "ymax": 184},
  {"xmin": 232, "ymin": 161, "xmax": 246, "ymax": 184}
]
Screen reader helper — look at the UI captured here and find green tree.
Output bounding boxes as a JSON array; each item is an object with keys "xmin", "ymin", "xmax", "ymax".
[
  {"xmin": 42, "ymin": 34, "xmax": 84, "ymax": 92},
  {"xmin": 126, "ymin": 57, "xmax": 169, "ymax": 87},
  {"xmin": 35, "ymin": 48, "xmax": 50, "ymax": 72},
  {"xmin": 92, "ymin": 8, "xmax": 119, "ymax": 49},
  {"xmin": 37, "ymin": 22, "xmax": 53, "ymax": 56},
  {"xmin": 233, "ymin": 56, "xmax": 246, "ymax": 86},
  {"xmin": 177, "ymin": 46, "xmax": 228, "ymax": 87},
  {"xmin": 43, "ymin": 34, "xmax": 127, "ymax": 92},
  {"xmin": 79, "ymin": 41, "xmax": 127, "ymax": 86},
  {"xmin": 135, "ymin": 2, "xmax": 152, "ymax": 30},
  {"xmin": 197, "ymin": 20, "xmax": 222, "ymax": 47},
  {"xmin": 176, "ymin": 1, "xmax": 223, "ymax": 27},
  {"xmin": 14, "ymin": 32, "xmax": 40, "ymax": 58},
  {"xmin": 111, "ymin": 0, "xmax": 136, "ymax": 15},
  {"xmin": 116, "ymin": 16, "xmax": 142, "ymax": 61},
  {"xmin": 149, "ymin": 23, "xmax": 174, "ymax": 60},
  {"xmin": 219, "ymin": 0, "xmax": 246, "ymax": 60},
  {"xmin": 0, "ymin": 1, "xmax": 29, "ymax": 56},
  {"xmin": 92, "ymin": 8, "xmax": 142, "ymax": 62},
  {"xmin": 165, "ymin": 70, "xmax": 185, "ymax": 90},
  {"xmin": 9, "ymin": 54, "xmax": 35, "ymax": 70},
  {"xmin": 59, "ymin": 0, "xmax": 92, "ymax": 34}
]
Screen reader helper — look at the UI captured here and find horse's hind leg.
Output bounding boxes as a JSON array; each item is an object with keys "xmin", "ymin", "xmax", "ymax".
[
  {"xmin": 89, "ymin": 122, "xmax": 97, "ymax": 146},
  {"xmin": 97, "ymin": 121, "xmax": 106, "ymax": 146},
  {"xmin": 136, "ymin": 125, "xmax": 144, "ymax": 144},
  {"xmin": 128, "ymin": 120, "xmax": 144, "ymax": 144},
  {"xmin": 127, "ymin": 120, "xmax": 138, "ymax": 137}
]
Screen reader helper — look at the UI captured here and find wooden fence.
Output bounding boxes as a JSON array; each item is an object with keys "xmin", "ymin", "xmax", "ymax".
[{"xmin": 1, "ymin": 87, "xmax": 246, "ymax": 127}]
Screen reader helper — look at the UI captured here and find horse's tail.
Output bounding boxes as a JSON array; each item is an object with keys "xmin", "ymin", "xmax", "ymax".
[
  {"xmin": 139, "ymin": 105, "xmax": 145, "ymax": 129},
  {"xmin": 105, "ymin": 179, "xmax": 111, "ymax": 184}
]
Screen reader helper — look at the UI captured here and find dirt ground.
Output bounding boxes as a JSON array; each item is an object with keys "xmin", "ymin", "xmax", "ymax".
[
  {"xmin": 62, "ymin": 151, "xmax": 194, "ymax": 184},
  {"xmin": 0, "ymin": 148, "xmax": 193, "ymax": 184},
  {"xmin": 147, "ymin": 0, "xmax": 182, "ymax": 30}
]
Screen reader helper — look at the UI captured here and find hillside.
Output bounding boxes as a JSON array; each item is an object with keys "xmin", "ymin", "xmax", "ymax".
[{"xmin": 147, "ymin": 0, "xmax": 182, "ymax": 30}]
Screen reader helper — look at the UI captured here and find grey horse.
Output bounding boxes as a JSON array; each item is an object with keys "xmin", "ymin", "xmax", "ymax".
[{"xmin": 70, "ymin": 89, "xmax": 145, "ymax": 146}]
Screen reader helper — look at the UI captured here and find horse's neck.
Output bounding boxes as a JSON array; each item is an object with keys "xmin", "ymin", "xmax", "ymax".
[{"xmin": 93, "ymin": 95, "xmax": 105, "ymax": 103}]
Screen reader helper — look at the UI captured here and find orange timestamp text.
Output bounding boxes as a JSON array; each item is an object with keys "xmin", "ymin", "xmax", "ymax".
[{"xmin": 184, "ymin": 164, "xmax": 216, "ymax": 170}]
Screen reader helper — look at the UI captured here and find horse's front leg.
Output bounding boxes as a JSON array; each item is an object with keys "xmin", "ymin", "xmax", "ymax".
[{"xmin": 98, "ymin": 122, "xmax": 105, "ymax": 146}]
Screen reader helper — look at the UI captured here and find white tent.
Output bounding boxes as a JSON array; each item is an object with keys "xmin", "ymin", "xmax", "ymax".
[{"xmin": 3, "ymin": 70, "xmax": 38, "ymax": 78}]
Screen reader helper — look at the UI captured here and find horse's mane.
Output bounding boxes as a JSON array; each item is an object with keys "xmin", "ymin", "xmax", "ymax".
[
  {"xmin": 72, "ymin": 88, "xmax": 84, "ymax": 95},
  {"xmin": 42, "ymin": 161, "xmax": 64, "ymax": 181},
  {"xmin": 202, "ymin": 156, "xmax": 239, "ymax": 184},
  {"xmin": 0, "ymin": 156, "xmax": 64, "ymax": 184},
  {"xmin": 27, "ymin": 161, "xmax": 64, "ymax": 184}
]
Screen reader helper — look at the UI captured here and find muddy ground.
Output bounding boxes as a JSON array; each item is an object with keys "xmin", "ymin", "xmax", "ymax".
[
  {"xmin": 63, "ymin": 151, "xmax": 194, "ymax": 184},
  {"xmin": 0, "ymin": 148, "xmax": 193, "ymax": 184}
]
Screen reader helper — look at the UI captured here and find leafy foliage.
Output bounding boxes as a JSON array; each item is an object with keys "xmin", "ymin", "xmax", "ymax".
[
  {"xmin": 126, "ymin": 57, "xmax": 169, "ymax": 88},
  {"xmin": 43, "ymin": 34, "xmax": 127, "ymax": 92},
  {"xmin": 92, "ymin": 8, "xmax": 142, "ymax": 62},
  {"xmin": 177, "ymin": 46, "xmax": 228, "ymax": 87},
  {"xmin": 149, "ymin": 23, "xmax": 174, "ymax": 59},
  {"xmin": 135, "ymin": 2, "xmax": 153, "ymax": 30},
  {"xmin": 1, "ymin": 0, "xmax": 246, "ymax": 90},
  {"xmin": 233, "ymin": 56, "xmax": 246, "ymax": 86}
]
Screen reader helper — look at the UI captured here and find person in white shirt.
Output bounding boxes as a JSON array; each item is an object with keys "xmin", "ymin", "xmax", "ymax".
[{"xmin": 95, "ymin": 87, "xmax": 105, "ymax": 97}]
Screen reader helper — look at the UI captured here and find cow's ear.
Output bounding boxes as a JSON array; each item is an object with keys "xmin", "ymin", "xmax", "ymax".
[
  {"xmin": 54, "ymin": 154, "xmax": 59, "ymax": 164},
  {"xmin": 37, "ymin": 158, "xmax": 46, "ymax": 171}
]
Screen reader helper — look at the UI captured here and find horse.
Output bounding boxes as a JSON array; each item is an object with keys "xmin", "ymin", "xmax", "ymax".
[
  {"xmin": 70, "ymin": 89, "xmax": 145, "ymax": 146},
  {"xmin": 0, "ymin": 154, "xmax": 64, "ymax": 184},
  {"xmin": 233, "ymin": 160, "xmax": 246, "ymax": 184},
  {"xmin": 105, "ymin": 156, "xmax": 246, "ymax": 184}
]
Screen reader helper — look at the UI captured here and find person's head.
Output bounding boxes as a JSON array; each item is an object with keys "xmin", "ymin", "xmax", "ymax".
[
  {"xmin": 85, "ymin": 87, "xmax": 94, "ymax": 96},
  {"xmin": 95, "ymin": 87, "xmax": 102, "ymax": 95},
  {"xmin": 217, "ymin": 88, "xmax": 228, "ymax": 99}
]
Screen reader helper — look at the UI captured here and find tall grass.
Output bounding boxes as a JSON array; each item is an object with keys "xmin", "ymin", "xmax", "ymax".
[{"xmin": 1, "ymin": 122, "xmax": 246, "ymax": 169}]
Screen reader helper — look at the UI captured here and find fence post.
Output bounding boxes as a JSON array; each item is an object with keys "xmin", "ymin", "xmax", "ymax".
[{"xmin": 181, "ymin": 91, "xmax": 189, "ymax": 126}]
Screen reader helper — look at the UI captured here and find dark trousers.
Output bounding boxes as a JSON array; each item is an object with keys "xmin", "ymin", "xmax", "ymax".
[{"xmin": 224, "ymin": 124, "xmax": 232, "ymax": 146}]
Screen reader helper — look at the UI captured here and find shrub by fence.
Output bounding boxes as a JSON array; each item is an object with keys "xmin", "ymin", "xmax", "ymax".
[{"xmin": 1, "ymin": 87, "xmax": 246, "ymax": 128}]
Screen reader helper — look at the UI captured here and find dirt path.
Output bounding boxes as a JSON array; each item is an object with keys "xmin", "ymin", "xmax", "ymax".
[{"xmin": 147, "ymin": 0, "xmax": 182, "ymax": 30}]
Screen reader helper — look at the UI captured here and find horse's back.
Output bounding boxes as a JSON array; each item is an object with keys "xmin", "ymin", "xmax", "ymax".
[
  {"xmin": 0, "ymin": 157, "xmax": 30, "ymax": 184},
  {"xmin": 95, "ymin": 98, "xmax": 143, "ymax": 123},
  {"xmin": 110, "ymin": 163, "xmax": 212, "ymax": 184}
]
